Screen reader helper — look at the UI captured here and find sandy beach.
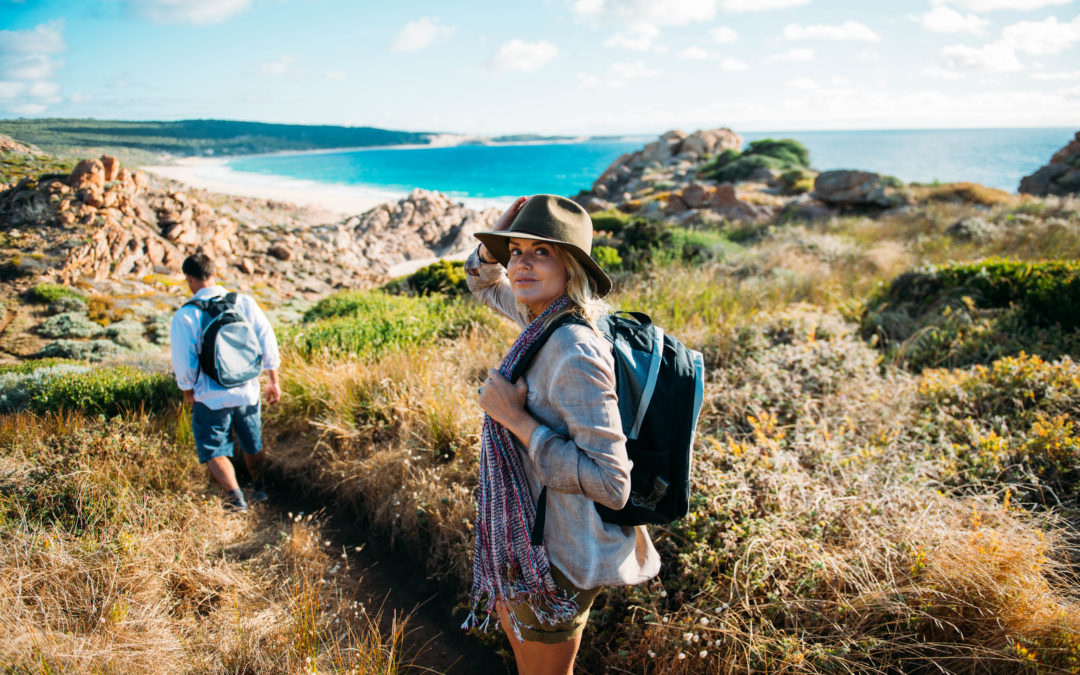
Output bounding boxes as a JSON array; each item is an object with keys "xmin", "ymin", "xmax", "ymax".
[{"xmin": 140, "ymin": 156, "xmax": 407, "ymax": 216}]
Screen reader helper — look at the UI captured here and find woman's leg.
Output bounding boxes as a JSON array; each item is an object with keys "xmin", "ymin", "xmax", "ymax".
[{"xmin": 497, "ymin": 603, "xmax": 582, "ymax": 675}]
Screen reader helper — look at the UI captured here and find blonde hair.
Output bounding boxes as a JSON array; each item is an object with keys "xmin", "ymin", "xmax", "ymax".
[{"xmin": 515, "ymin": 244, "xmax": 611, "ymax": 329}]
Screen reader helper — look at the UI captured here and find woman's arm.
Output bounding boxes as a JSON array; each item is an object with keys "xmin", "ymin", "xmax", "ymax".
[
  {"xmin": 525, "ymin": 341, "xmax": 630, "ymax": 511},
  {"xmin": 479, "ymin": 344, "xmax": 629, "ymax": 511},
  {"xmin": 465, "ymin": 196, "xmax": 529, "ymax": 325}
]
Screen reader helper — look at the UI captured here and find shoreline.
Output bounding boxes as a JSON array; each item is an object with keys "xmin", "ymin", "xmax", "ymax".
[{"xmin": 140, "ymin": 156, "xmax": 515, "ymax": 215}]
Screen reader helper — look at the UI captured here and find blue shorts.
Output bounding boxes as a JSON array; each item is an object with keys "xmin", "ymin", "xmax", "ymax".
[{"xmin": 192, "ymin": 401, "xmax": 263, "ymax": 464}]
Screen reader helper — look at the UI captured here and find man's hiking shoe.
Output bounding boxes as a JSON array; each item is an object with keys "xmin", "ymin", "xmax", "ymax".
[
  {"xmin": 224, "ymin": 488, "xmax": 249, "ymax": 513},
  {"xmin": 250, "ymin": 480, "xmax": 269, "ymax": 504}
]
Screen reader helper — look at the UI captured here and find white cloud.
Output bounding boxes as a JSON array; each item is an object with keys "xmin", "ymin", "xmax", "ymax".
[
  {"xmin": 1001, "ymin": 15, "xmax": 1080, "ymax": 55},
  {"xmin": 710, "ymin": 26, "xmax": 738, "ymax": 43},
  {"xmin": 788, "ymin": 76, "xmax": 819, "ymax": 90},
  {"xmin": 720, "ymin": 57, "xmax": 749, "ymax": 71},
  {"xmin": 391, "ymin": 17, "xmax": 455, "ymax": 52},
  {"xmin": 325, "ymin": 69, "xmax": 346, "ymax": 80},
  {"xmin": 4, "ymin": 54, "xmax": 63, "ymax": 80},
  {"xmin": 577, "ymin": 72, "xmax": 601, "ymax": 87},
  {"xmin": 70, "ymin": 91, "xmax": 92, "ymax": 103},
  {"xmin": 783, "ymin": 21, "xmax": 881, "ymax": 41},
  {"xmin": 28, "ymin": 80, "xmax": 59, "ymax": 97},
  {"xmin": 0, "ymin": 19, "xmax": 64, "ymax": 53},
  {"xmin": 572, "ymin": 0, "xmax": 718, "ymax": 27},
  {"xmin": 678, "ymin": 45, "xmax": 711, "ymax": 59},
  {"xmin": 259, "ymin": 54, "xmax": 294, "ymax": 76},
  {"xmin": 858, "ymin": 48, "xmax": 881, "ymax": 60},
  {"xmin": 604, "ymin": 22, "xmax": 661, "ymax": 50},
  {"xmin": 610, "ymin": 60, "xmax": 661, "ymax": 80},
  {"xmin": 721, "ymin": 0, "xmax": 810, "ymax": 10},
  {"xmin": 769, "ymin": 47, "xmax": 815, "ymax": 61},
  {"xmin": 0, "ymin": 19, "xmax": 66, "ymax": 114},
  {"xmin": 1032, "ymin": 69, "xmax": 1080, "ymax": 79},
  {"xmin": 9, "ymin": 102, "xmax": 46, "ymax": 115},
  {"xmin": 931, "ymin": 0, "xmax": 1071, "ymax": 10},
  {"xmin": 490, "ymin": 39, "xmax": 558, "ymax": 73},
  {"xmin": 0, "ymin": 81, "xmax": 25, "ymax": 99},
  {"xmin": 127, "ymin": 0, "xmax": 252, "ymax": 25},
  {"xmin": 938, "ymin": 40, "xmax": 1024, "ymax": 73},
  {"xmin": 913, "ymin": 7, "xmax": 989, "ymax": 34}
]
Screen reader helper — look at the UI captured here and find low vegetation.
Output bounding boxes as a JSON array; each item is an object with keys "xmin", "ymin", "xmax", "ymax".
[
  {"xmin": 0, "ymin": 411, "xmax": 404, "ymax": 673},
  {"xmin": 4, "ymin": 147, "xmax": 1080, "ymax": 672},
  {"xmin": 862, "ymin": 259, "xmax": 1080, "ymax": 370},
  {"xmin": 699, "ymin": 138, "xmax": 811, "ymax": 183}
]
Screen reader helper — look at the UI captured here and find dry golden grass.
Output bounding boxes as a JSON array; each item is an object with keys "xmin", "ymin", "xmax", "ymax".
[{"xmin": 0, "ymin": 411, "xmax": 405, "ymax": 674}]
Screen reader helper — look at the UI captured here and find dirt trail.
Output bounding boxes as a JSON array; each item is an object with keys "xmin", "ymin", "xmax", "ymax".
[{"xmin": 263, "ymin": 468, "xmax": 509, "ymax": 674}]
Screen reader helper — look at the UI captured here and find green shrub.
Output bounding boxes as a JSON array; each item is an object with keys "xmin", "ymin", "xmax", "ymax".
[
  {"xmin": 917, "ymin": 353, "xmax": 1080, "ymax": 508},
  {"xmin": 36, "ymin": 339, "xmax": 124, "ymax": 361},
  {"xmin": 47, "ymin": 295, "xmax": 87, "ymax": 315},
  {"xmin": 383, "ymin": 260, "xmax": 468, "ymax": 297},
  {"xmin": 861, "ymin": 259, "xmax": 1080, "ymax": 370},
  {"xmin": 38, "ymin": 312, "xmax": 103, "ymax": 339},
  {"xmin": 778, "ymin": 168, "xmax": 816, "ymax": 195},
  {"xmin": 699, "ymin": 138, "xmax": 812, "ymax": 183},
  {"xmin": 593, "ymin": 245, "xmax": 623, "ymax": 271},
  {"xmin": 287, "ymin": 290, "xmax": 494, "ymax": 360},
  {"xmin": 590, "ymin": 208, "xmax": 634, "ymax": 235},
  {"xmin": 27, "ymin": 365, "xmax": 180, "ymax": 416},
  {"xmin": 745, "ymin": 138, "xmax": 809, "ymax": 167},
  {"xmin": 29, "ymin": 283, "xmax": 85, "ymax": 304},
  {"xmin": 0, "ymin": 363, "xmax": 90, "ymax": 412}
]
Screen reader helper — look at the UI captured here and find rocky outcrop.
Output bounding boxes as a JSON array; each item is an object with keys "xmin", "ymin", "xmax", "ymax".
[
  {"xmin": 583, "ymin": 128, "xmax": 742, "ymax": 207},
  {"xmin": 0, "ymin": 156, "xmax": 499, "ymax": 296},
  {"xmin": 0, "ymin": 134, "xmax": 42, "ymax": 155},
  {"xmin": 1019, "ymin": 131, "xmax": 1080, "ymax": 196},
  {"xmin": 813, "ymin": 170, "xmax": 892, "ymax": 208},
  {"xmin": 574, "ymin": 128, "xmax": 783, "ymax": 222}
]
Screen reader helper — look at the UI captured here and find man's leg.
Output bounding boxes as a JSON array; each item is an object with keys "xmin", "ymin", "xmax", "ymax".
[
  {"xmin": 232, "ymin": 401, "xmax": 267, "ymax": 503},
  {"xmin": 193, "ymin": 402, "xmax": 248, "ymax": 511},
  {"xmin": 206, "ymin": 455, "xmax": 240, "ymax": 491}
]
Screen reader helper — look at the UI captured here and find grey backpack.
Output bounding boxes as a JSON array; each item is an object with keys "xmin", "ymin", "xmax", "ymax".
[{"xmin": 185, "ymin": 292, "xmax": 263, "ymax": 388}]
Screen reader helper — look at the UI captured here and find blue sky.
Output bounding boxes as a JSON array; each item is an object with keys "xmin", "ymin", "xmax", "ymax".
[{"xmin": 1, "ymin": 0, "xmax": 1078, "ymax": 135}]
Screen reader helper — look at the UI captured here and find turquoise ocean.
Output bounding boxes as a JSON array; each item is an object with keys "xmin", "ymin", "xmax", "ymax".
[{"xmin": 225, "ymin": 127, "xmax": 1075, "ymax": 201}]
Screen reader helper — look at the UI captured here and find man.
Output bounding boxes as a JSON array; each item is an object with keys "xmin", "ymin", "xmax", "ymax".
[{"xmin": 170, "ymin": 252, "xmax": 281, "ymax": 512}]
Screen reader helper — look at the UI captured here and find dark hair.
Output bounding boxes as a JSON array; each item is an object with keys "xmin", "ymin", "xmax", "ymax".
[{"xmin": 182, "ymin": 252, "xmax": 216, "ymax": 280}]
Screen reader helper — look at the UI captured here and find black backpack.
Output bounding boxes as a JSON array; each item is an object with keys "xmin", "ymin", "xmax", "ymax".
[
  {"xmin": 510, "ymin": 311, "xmax": 705, "ymax": 543},
  {"xmin": 184, "ymin": 292, "xmax": 264, "ymax": 388}
]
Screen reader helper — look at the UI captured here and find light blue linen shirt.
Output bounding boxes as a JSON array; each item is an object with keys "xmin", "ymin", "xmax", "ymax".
[{"xmin": 170, "ymin": 285, "xmax": 281, "ymax": 411}]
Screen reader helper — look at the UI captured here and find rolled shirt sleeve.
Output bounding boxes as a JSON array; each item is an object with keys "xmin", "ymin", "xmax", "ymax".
[
  {"xmin": 524, "ymin": 334, "xmax": 631, "ymax": 511},
  {"xmin": 465, "ymin": 247, "xmax": 528, "ymax": 327}
]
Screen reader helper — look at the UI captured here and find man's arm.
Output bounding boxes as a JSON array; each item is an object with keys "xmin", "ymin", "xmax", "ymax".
[
  {"xmin": 170, "ymin": 309, "xmax": 199, "ymax": 405},
  {"xmin": 244, "ymin": 296, "xmax": 282, "ymax": 404}
]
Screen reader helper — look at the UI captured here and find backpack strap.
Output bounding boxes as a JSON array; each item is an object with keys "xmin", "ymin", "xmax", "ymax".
[{"xmin": 509, "ymin": 311, "xmax": 588, "ymax": 383}]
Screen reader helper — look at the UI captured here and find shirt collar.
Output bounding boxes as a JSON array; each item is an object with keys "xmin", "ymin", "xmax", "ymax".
[{"xmin": 192, "ymin": 285, "xmax": 228, "ymax": 300}]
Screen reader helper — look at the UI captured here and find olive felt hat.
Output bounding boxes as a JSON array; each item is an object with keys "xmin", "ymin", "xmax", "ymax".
[{"xmin": 474, "ymin": 194, "xmax": 613, "ymax": 297}]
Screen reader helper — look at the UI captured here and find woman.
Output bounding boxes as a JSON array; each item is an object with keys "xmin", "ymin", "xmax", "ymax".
[{"xmin": 464, "ymin": 194, "xmax": 660, "ymax": 674}]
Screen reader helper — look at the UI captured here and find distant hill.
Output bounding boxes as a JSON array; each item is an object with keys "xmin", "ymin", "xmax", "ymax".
[{"xmin": 0, "ymin": 118, "xmax": 435, "ymax": 162}]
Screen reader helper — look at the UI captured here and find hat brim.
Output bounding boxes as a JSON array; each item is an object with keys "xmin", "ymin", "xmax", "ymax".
[{"xmin": 475, "ymin": 230, "xmax": 613, "ymax": 298}]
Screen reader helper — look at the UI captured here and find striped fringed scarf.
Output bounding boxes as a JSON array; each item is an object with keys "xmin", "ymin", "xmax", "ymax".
[{"xmin": 462, "ymin": 295, "xmax": 578, "ymax": 639}]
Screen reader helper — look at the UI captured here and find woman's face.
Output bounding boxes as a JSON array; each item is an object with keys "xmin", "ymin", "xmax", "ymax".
[{"xmin": 507, "ymin": 237, "xmax": 569, "ymax": 317}]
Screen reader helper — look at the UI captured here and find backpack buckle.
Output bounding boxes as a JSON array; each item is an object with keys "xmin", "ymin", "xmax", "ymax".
[{"xmin": 631, "ymin": 476, "xmax": 669, "ymax": 510}]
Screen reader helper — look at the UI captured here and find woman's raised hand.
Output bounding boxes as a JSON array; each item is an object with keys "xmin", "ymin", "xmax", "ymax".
[{"xmin": 494, "ymin": 196, "xmax": 528, "ymax": 232}]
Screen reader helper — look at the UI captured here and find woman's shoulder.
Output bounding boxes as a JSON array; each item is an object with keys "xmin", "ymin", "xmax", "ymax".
[{"xmin": 544, "ymin": 321, "xmax": 611, "ymax": 362}]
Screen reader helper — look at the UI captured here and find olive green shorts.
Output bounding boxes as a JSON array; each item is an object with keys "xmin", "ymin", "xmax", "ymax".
[{"xmin": 506, "ymin": 566, "xmax": 602, "ymax": 644}]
